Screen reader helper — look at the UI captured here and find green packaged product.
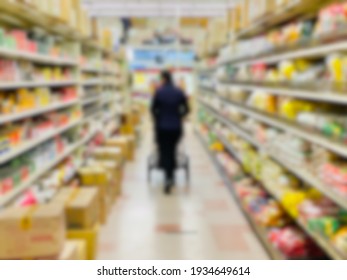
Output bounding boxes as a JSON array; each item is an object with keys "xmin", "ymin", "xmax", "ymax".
[
  {"xmin": 0, "ymin": 28, "xmax": 5, "ymax": 47},
  {"xmin": 337, "ymin": 210, "xmax": 347, "ymax": 224},
  {"xmin": 308, "ymin": 217, "xmax": 340, "ymax": 237}
]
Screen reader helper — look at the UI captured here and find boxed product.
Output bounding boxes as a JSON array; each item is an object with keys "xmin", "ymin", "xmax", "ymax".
[
  {"xmin": 78, "ymin": 166, "xmax": 110, "ymax": 224},
  {"xmin": 67, "ymin": 223, "xmax": 99, "ymax": 260},
  {"xmin": 0, "ymin": 203, "xmax": 65, "ymax": 260},
  {"xmin": 92, "ymin": 160, "xmax": 122, "ymax": 200},
  {"xmin": 54, "ymin": 187, "xmax": 99, "ymax": 229},
  {"xmin": 91, "ymin": 147, "xmax": 124, "ymax": 165},
  {"xmin": 78, "ymin": 166, "xmax": 109, "ymax": 186},
  {"xmin": 104, "ymin": 136, "xmax": 132, "ymax": 161}
]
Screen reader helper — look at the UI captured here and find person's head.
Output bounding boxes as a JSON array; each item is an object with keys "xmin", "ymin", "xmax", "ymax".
[{"xmin": 160, "ymin": 70, "xmax": 173, "ymax": 85}]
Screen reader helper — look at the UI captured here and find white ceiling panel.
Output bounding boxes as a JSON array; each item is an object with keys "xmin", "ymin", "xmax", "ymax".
[{"xmin": 83, "ymin": 0, "xmax": 236, "ymax": 17}]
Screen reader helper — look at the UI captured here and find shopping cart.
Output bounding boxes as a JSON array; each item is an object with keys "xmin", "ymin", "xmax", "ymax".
[{"xmin": 147, "ymin": 137, "xmax": 190, "ymax": 188}]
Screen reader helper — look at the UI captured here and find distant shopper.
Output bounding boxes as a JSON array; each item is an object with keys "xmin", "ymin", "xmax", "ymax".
[{"xmin": 151, "ymin": 70, "xmax": 190, "ymax": 195}]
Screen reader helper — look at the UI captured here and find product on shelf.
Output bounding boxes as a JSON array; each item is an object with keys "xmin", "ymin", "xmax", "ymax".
[
  {"xmin": 268, "ymin": 226, "xmax": 324, "ymax": 259},
  {"xmin": 0, "ymin": 87, "xmax": 78, "ymax": 115},
  {"xmin": 0, "ymin": 130, "xmax": 77, "ymax": 197},
  {"xmin": 333, "ymin": 227, "xmax": 347, "ymax": 254}
]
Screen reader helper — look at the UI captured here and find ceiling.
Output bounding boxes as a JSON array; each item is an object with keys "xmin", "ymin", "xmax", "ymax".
[{"xmin": 83, "ymin": 0, "xmax": 236, "ymax": 18}]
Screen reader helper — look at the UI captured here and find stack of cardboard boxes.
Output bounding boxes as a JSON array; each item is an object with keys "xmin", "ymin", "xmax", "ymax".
[
  {"xmin": 55, "ymin": 187, "xmax": 100, "ymax": 260},
  {"xmin": 0, "ymin": 202, "xmax": 86, "ymax": 260},
  {"xmin": 0, "ymin": 130, "xmax": 137, "ymax": 260}
]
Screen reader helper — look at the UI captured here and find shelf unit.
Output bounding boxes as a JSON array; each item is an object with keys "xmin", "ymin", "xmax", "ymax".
[
  {"xmin": 227, "ymin": 40, "xmax": 347, "ymax": 67},
  {"xmin": 235, "ymin": 0, "xmax": 330, "ymax": 40},
  {"xmin": 0, "ymin": 80, "xmax": 78, "ymax": 90},
  {"xmin": 0, "ymin": 1, "xmax": 126, "ymax": 209},
  {"xmin": 0, "ymin": 128, "xmax": 100, "ymax": 209},
  {"xmin": 219, "ymin": 81, "xmax": 347, "ymax": 105},
  {"xmin": 198, "ymin": 102, "xmax": 347, "ymax": 260},
  {"xmin": 199, "ymin": 96, "xmax": 347, "ymax": 209},
  {"xmin": 200, "ymin": 89, "xmax": 347, "ymax": 159},
  {"xmin": 196, "ymin": 2, "xmax": 347, "ymax": 259},
  {"xmin": 0, "ymin": 119, "xmax": 81, "ymax": 165},
  {"xmin": 195, "ymin": 130, "xmax": 285, "ymax": 260},
  {"xmin": 0, "ymin": 99, "xmax": 79, "ymax": 125},
  {"xmin": 0, "ymin": 48, "xmax": 78, "ymax": 66}
]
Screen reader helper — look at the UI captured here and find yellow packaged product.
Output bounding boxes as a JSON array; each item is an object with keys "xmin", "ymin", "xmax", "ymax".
[
  {"xmin": 0, "ymin": 203, "xmax": 65, "ymax": 260},
  {"xmin": 327, "ymin": 54, "xmax": 344, "ymax": 83},
  {"xmin": 67, "ymin": 223, "xmax": 99, "ymax": 260},
  {"xmin": 279, "ymin": 60, "xmax": 296, "ymax": 81},
  {"xmin": 281, "ymin": 191, "xmax": 307, "ymax": 218},
  {"xmin": 54, "ymin": 187, "xmax": 100, "ymax": 229}
]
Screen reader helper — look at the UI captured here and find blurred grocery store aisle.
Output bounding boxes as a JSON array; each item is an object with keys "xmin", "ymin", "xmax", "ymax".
[{"xmin": 98, "ymin": 121, "xmax": 268, "ymax": 260}]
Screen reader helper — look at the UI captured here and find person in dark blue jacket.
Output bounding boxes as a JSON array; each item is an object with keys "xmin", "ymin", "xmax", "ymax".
[{"xmin": 151, "ymin": 70, "xmax": 190, "ymax": 194}]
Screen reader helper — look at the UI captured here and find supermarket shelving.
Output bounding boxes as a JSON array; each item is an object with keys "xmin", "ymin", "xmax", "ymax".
[
  {"xmin": 81, "ymin": 96, "xmax": 101, "ymax": 106},
  {"xmin": 0, "ymin": 80, "xmax": 78, "ymax": 90},
  {"xmin": 0, "ymin": 119, "xmax": 81, "ymax": 165},
  {"xmin": 219, "ymin": 81, "xmax": 347, "ymax": 104},
  {"xmin": 198, "ymin": 104, "xmax": 346, "ymax": 260},
  {"xmin": 200, "ymin": 89, "xmax": 347, "ymax": 158},
  {"xmin": 199, "ymin": 100, "xmax": 347, "ymax": 259},
  {"xmin": 0, "ymin": 0, "xmax": 125, "ymax": 210},
  {"xmin": 200, "ymin": 100, "xmax": 347, "ymax": 210},
  {"xmin": 235, "ymin": 0, "xmax": 329, "ymax": 40},
  {"xmin": 205, "ymin": 123, "xmax": 242, "ymax": 162},
  {"xmin": 258, "ymin": 173, "xmax": 345, "ymax": 260},
  {"xmin": 83, "ymin": 111, "xmax": 103, "ymax": 124},
  {"xmin": 0, "ymin": 99, "xmax": 79, "ymax": 125},
  {"xmin": 82, "ymin": 79, "xmax": 103, "ymax": 87},
  {"xmin": 102, "ymin": 69, "xmax": 118, "ymax": 75},
  {"xmin": 195, "ymin": 129, "xmax": 285, "ymax": 260},
  {"xmin": 224, "ymin": 40, "xmax": 347, "ymax": 67},
  {"xmin": 81, "ymin": 66, "xmax": 103, "ymax": 73},
  {"xmin": 0, "ymin": 1, "xmax": 83, "ymax": 41},
  {"xmin": 0, "ymin": 48, "xmax": 78, "ymax": 66},
  {"xmin": 0, "ymin": 128, "xmax": 99, "ymax": 209},
  {"xmin": 197, "ymin": 0, "xmax": 347, "ymax": 261}
]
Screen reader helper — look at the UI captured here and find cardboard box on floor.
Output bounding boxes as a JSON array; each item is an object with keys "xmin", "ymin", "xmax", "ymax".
[
  {"xmin": 89, "ymin": 159, "xmax": 123, "ymax": 201},
  {"xmin": 0, "ymin": 203, "xmax": 65, "ymax": 260},
  {"xmin": 104, "ymin": 136, "xmax": 135, "ymax": 161},
  {"xmin": 67, "ymin": 223, "xmax": 99, "ymax": 260},
  {"xmin": 91, "ymin": 147, "xmax": 125, "ymax": 166},
  {"xmin": 54, "ymin": 187, "xmax": 100, "ymax": 229},
  {"xmin": 77, "ymin": 166, "xmax": 111, "ymax": 225}
]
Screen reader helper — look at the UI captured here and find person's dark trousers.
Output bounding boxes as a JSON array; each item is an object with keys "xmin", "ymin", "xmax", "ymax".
[{"xmin": 157, "ymin": 129, "xmax": 182, "ymax": 193}]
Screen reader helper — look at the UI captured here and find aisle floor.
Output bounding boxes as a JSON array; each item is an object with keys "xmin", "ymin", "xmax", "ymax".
[{"xmin": 98, "ymin": 123, "xmax": 269, "ymax": 260}]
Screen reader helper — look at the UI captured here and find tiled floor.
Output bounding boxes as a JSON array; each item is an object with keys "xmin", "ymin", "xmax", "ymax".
[{"xmin": 98, "ymin": 122, "xmax": 269, "ymax": 260}]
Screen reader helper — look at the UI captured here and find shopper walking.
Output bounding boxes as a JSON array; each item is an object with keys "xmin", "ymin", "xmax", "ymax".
[{"xmin": 151, "ymin": 70, "xmax": 190, "ymax": 194}]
